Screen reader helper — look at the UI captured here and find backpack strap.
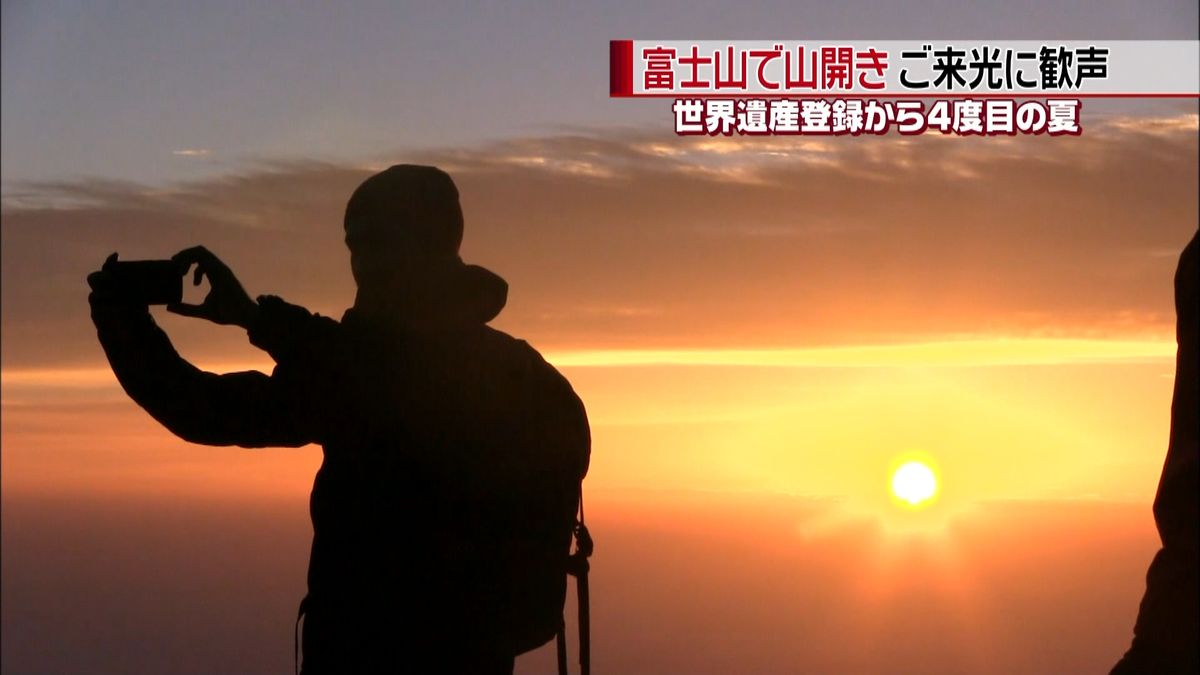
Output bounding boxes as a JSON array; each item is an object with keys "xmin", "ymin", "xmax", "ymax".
[
  {"xmin": 295, "ymin": 594, "xmax": 310, "ymax": 675},
  {"xmin": 558, "ymin": 490, "xmax": 594, "ymax": 675},
  {"xmin": 556, "ymin": 623, "xmax": 569, "ymax": 675}
]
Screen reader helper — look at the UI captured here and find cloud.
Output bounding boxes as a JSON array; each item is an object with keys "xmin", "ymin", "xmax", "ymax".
[
  {"xmin": 1101, "ymin": 113, "xmax": 1200, "ymax": 138},
  {"xmin": 2, "ymin": 336, "xmax": 1173, "ymax": 410},
  {"xmin": 543, "ymin": 338, "xmax": 1176, "ymax": 369},
  {"xmin": 171, "ymin": 148, "xmax": 212, "ymax": 157},
  {"xmin": 1, "ymin": 117, "xmax": 1196, "ymax": 370}
]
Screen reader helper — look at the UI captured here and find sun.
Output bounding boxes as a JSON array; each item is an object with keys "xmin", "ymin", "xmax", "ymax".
[{"xmin": 890, "ymin": 460, "xmax": 939, "ymax": 508}]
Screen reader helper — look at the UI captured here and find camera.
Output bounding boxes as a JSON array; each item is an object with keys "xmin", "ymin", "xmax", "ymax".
[{"xmin": 108, "ymin": 260, "xmax": 183, "ymax": 305}]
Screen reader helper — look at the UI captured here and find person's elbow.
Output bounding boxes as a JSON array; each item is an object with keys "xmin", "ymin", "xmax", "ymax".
[
  {"xmin": 152, "ymin": 409, "xmax": 312, "ymax": 449},
  {"xmin": 152, "ymin": 412, "xmax": 242, "ymax": 447}
]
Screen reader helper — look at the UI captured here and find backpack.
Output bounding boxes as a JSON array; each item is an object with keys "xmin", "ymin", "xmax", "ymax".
[
  {"xmin": 503, "ymin": 366, "xmax": 593, "ymax": 675},
  {"xmin": 293, "ymin": 331, "xmax": 593, "ymax": 673},
  {"xmin": 505, "ymin": 490, "xmax": 593, "ymax": 674}
]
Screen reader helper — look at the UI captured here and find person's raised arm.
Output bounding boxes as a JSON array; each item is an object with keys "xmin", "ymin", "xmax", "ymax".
[{"xmin": 88, "ymin": 248, "xmax": 328, "ymax": 448}]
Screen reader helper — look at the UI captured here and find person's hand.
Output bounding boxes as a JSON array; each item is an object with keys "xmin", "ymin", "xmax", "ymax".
[
  {"xmin": 167, "ymin": 246, "xmax": 260, "ymax": 329},
  {"xmin": 86, "ymin": 252, "xmax": 124, "ymax": 305},
  {"xmin": 87, "ymin": 252, "xmax": 148, "ymax": 316}
]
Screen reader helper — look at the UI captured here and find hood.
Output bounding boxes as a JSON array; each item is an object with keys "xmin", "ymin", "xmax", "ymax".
[{"xmin": 342, "ymin": 261, "xmax": 508, "ymax": 331}]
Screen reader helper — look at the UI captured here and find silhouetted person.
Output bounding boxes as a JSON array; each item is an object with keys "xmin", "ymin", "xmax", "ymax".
[
  {"xmin": 87, "ymin": 165, "xmax": 590, "ymax": 674},
  {"xmin": 1111, "ymin": 230, "xmax": 1198, "ymax": 675}
]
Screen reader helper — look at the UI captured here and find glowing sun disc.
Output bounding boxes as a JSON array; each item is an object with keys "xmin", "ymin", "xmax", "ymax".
[{"xmin": 891, "ymin": 460, "xmax": 938, "ymax": 506}]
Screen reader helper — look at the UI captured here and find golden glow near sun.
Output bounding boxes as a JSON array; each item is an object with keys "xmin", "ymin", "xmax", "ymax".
[{"xmin": 891, "ymin": 460, "xmax": 939, "ymax": 508}]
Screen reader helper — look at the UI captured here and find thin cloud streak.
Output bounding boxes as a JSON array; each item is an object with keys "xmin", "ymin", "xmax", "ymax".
[
  {"xmin": 0, "ymin": 337, "xmax": 1176, "ymax": 395},
  {"xmin": 544, "ymin": 338, "xmax": 1176, "ymax": 368}
]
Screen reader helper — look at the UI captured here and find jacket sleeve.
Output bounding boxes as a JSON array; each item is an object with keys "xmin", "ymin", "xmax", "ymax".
[{"xmin": 91, "ymin": 295, "xmax": 337, "ymax": 448}]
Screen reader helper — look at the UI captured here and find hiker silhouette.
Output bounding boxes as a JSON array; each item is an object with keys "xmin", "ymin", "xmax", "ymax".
[
  {"xmin": 1111, "ymin": 229, "xmax": 1198, "ymax": 675},
  {"xmin": 87, "ymin": 165, "xmax": 592, "ymax": 675}
]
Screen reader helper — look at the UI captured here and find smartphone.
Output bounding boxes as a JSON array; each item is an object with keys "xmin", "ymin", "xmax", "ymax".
[{"xmin": 108, "ymin": 260, "xmax": 183, "ymax": 305}]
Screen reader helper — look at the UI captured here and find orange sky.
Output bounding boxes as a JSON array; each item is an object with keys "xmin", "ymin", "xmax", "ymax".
[
  {"xmin": 0, "ymin": 339, "xmax": 1180, "ymax": 510},
  {"xmin": 3, "ymin": 112, "xmax": 1196, "ymax": 505},
  {"xmin": 1, "ymin": 111, "xmax": 1197, "ymax": 673},
  {"xmin": 3, "ymin": 113, "xmax": 1197, "ymax": 366}
]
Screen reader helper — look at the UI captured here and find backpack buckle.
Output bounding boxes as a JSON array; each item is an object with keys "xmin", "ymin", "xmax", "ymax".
[{"xmin": 565, "ymin": 522, "xmax": 593, "ymax": 577}]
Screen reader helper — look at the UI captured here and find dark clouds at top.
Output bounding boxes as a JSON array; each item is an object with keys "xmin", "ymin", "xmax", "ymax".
[{"xmin": 2, "ymin": 115, "xmax": 1196, "ymax": 370}]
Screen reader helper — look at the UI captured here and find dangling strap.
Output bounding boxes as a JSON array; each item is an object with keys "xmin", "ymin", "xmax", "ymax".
[
  {"xmin": 556, "ymin": 622, "xmax": 569, "ymax": 675},
  {"xmin": 576, "ymin": 547, "xmax": 591, "ymax": 675},
  {"xmin": 558, "ymin": 491, "xmax": 594, "ymax": 675},
  {"xmin": 295, "ymin": 594, "xmax": 309, "ymax": 675}
]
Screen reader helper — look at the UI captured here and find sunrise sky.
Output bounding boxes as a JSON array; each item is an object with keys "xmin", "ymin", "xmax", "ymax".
[{"xmin": 2, "ymin": 2, "xmax": 1198, "ymax": 674}]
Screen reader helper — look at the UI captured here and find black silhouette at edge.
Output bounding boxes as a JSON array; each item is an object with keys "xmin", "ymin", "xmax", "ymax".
[
  {"xmin": 87, "ymin": 165, "xmax": 591, "ymax": 675},
  {"xmin": 1110, "ymin": 228, "xmax": 1199, "ymax": 675}
]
